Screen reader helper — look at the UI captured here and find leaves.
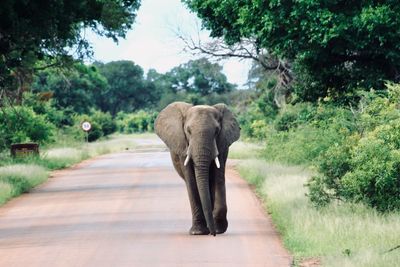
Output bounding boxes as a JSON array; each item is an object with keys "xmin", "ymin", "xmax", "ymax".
[
  {"xmin": 0, "ymin": 0, "xmax": 141, "ymax": 101},
  {"xmin": 184, "ymin": 0, "xmax": 400, "ymax": 101}
]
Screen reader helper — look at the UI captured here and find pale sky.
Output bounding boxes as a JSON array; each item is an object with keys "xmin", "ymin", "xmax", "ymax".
[{"xmin": 86, "ymin": 0, "xmax": 252, "ymax": 88}]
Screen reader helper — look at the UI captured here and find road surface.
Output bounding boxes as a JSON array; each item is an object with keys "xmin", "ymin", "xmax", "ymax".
[{"xmin": 0, "ymin": 142, "xmax": 291, "ymax": 267}]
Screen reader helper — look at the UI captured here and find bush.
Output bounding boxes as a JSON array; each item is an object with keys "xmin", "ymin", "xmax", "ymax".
[
  {"xmin": 71, "ymin": 110, "xmax": 116, "ymax": 142},
  {"xmin": 310, "ymin": 122, "xmax": 400, "ymax": 211},
  {"xmin": 22, "ymin": 92, "xmax": 75, "ymax": 127},
  {"xmin": 249, "ymin": 120, "xmax": 269, "ymax": 140},
  {"xmin": 263, "ymin": 124, "xmax": 347, "ymax": 165},
  {"xmin": 116, "ymin": 110, "xmax": 157, "ymax": 133},
  {"xmin": 0, "ymin": 106, "xmax": 55, "ymax": 150},
  {"xmin": 274, "ymin": 103, "xmax": 316, "ymax": 131},
  {"xmin": 72, "ymin": 115, "xmax": 102, "ymax": 142},
  {"xmin": 238, "ymin": 100, "xmax": 276, "ymax": 139},
  {"xmin": 90, "ymin": 110, "xmax": 117, "ymax": 136},
  {"xmin": 308, "ymin": 84, "xmax": 400, "ymax": 211}
]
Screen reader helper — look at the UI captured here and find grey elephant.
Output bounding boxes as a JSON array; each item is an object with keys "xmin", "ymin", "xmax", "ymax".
[{"xmin": 155, "ymin": 102, "xmax": 240, "ymax": 236}]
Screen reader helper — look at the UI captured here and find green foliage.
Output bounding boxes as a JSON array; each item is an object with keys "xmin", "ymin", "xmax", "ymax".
[
  {"xmin": 32, "ymin": 63, "xmax": 108, "ymax": 114},
  {"xmin": 22, "ymin": 92, "xmax": 74, "ymax": 127},
  {"xmin": 152, "ymin": 58, "xmax": 236, "ymax": 110},
  {"xmin": 90, "ymin": 110, "xmax": 117, "ymax": 136},
  {"xmin": 95, "ymin": 61, "xmax": 159, "ymax": 115},
  {"xmin": 184, "ymin": 0, "xmax": 400, "ymax": 101},
  {"xmin": 263, "ymin": 125, "xmax": 346, "ymax": 165},
  {"xmin": 72, "ymin": 110, "xmax": 116, "ymax": 142},
  {"xmin": 274, "ymin": 103, "xmax": 316, "ymax": 131},
  {"xmin": 0, "ymin": 106, "xmax": 55, "ymax": 150},
  {"xmin": 309, "ymin": 84, "xmax": 400, "ymax": 211},
  {"xmin": 0, "ymin": 0, "xmax": 141, "ymax": 100},
  {"xmin": 236, "ymin": 86, "xmax": 279, "ymax": 139},
  {"xmin": 116, "ymin": 110, "xmax": 158, "ymax": 133},
  {"xmin": 166, "ymin": 58, "xmax": 235, "ymax": 96}
]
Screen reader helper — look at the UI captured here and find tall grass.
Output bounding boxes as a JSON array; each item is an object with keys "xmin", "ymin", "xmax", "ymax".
[
  {"xmin": 236, "ymin": 159, "xmax": 400, "ymax": 267},
  {"xmin": 0, "ymin": 164, "xmax": 48, "ymax": 204},
  {"xmin": 229, "ymin": 140, "xmax": 262, "ymax": 159}
]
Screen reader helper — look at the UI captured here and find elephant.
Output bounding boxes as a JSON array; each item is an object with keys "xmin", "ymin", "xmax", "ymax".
[{"xmin": 154, "ymin": 102, "xmax": 240, "ymax": 236}]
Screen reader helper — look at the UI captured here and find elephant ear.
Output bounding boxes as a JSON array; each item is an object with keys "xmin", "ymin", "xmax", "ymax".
[
  {"xmin": 213, "ymin": 103, "xmax": 240, "ymax": 150},
  {"xmin": 155, "ymin": 102, "xmax": 193, "ymax": 155}
]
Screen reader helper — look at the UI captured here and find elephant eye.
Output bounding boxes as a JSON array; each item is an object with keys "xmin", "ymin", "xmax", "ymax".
[
  {"xmin": 215, "ymin": 127, "xmax": 221, "ymax": 135},
  {"xmin": 187, "ymin": 128, "xmax": 191, "ymax": 135}
]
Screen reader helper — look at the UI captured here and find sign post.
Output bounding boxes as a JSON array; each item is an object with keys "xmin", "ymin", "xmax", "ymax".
[
  {"xmin": 81, "ymin": 121, "xmax": 92, "ymax": 144},
  {"xmin": 10, "ymin": 143, "xmax": 39, "ymax": 158}
]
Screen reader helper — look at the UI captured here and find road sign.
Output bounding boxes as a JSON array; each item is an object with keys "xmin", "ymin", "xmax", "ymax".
[
  {"xmin": 81, "ymin": 121, "xmax": 92, "ymax": 132},
  {"xmin": 11, "ymin": 143, "xmax": 39, "ymax": 158}
]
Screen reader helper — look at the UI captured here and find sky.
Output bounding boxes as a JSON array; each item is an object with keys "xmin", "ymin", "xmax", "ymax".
[{"xmin": 86, "ymin": 0, "xmax": 252, "ymax": 88}]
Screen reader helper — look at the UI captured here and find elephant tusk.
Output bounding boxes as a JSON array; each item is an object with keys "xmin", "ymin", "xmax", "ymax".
[
  {"xmin": 184, "ymin": 155, "xmax": 190, "ymax": 166},
  {"xmin": 215, "ymin": 157, "xmax": 220, "ymax": 168}
]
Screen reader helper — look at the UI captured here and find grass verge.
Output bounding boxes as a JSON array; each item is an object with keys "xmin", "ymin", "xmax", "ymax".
[
  {"xmin": 235, "ymin": 158, "xmax": 400, "ymax": 267},
  {"xmin": 229, "ymin": 140, "xmax": 263, "ymax": 159},
  {"xmin": 0, "ymin": 133, "xmax": 150, "ymax": 206}
]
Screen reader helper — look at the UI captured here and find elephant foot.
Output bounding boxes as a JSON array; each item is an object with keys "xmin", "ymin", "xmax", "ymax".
[
  {"xmin": 215, "ymin": 219, "xmax": 228, "ymax": 234},
  {"xmin": 189, "ymin": 224, "xmax": 210, "ymax": 235}
]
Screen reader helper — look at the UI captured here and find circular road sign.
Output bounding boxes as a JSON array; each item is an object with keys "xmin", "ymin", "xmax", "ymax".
[{"xmin": 81, "ymin": 121, "xmax": 92, "ymax": 132}]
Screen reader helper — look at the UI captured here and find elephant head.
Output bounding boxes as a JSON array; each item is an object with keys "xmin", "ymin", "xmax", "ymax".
[{"xmin": 154, "ymin": 102, "xmax": 240, "ymax": 235}]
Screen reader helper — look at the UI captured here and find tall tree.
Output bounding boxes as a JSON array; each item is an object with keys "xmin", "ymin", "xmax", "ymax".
[
  {"xmin": 167, "ymin": 58, "xmax": 235, "ymax": 96},
  {"xmin": 95, "ymin": 60, "xmax": 158, "ymax": 115},
  {"xmin": 184, "ymin": 0, "xmax": 400, "ymax": 101},
  {"xmin": 0, "ymin": 0, "xmax": 141, "ymax": 104},
  {"xmin": 32, "ymin": 63, "xmax": 107, "ymax": 114}
]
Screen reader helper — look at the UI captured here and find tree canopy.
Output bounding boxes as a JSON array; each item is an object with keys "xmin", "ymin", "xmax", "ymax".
[
  {"xmin": 183, "ymin": 0, "xmax": 400, "ymax": 101},
  {"xmin": 0, "ymin": 0, "xmax": 141, "ymax": 102},
  {"xmin": 95, "ymin": 60, "xmax": 158, "ymax": 115},
  {"xmin": 32, "ymin": 63, "xmax": 107, "ymax": 114},
  {"xmin": 166, "ymin": 58, "xmax": 235, "ymax": 96}
]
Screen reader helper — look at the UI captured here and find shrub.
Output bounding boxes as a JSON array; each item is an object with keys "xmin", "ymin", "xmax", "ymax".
[
  {"xmin": 0, "ymin": 106, "xmax": 55, "ymax": 150},
  {"xmin": 72, "ymin": 114, "xmax": 102, "ymax": 142},
  {"xmin": 116, "ymin": 110, "xmax": 157, "ymax": 133},
  {"xmin": 249, "ymin": 120, "xmax": 269, "ymax": 140},
  {"xmin": 274, "ymin": 103, "xmax": 316, "ymax": 131},
  {"xmin": 308, "ymin": 84, "xmax": 400, "ymax": 211},
  {"xmin": 22, "ymin": 92, "xmax": 75, "ymax": 127},
  {"xmin": 71, "ymin": 110, "xmax": 117, "ymax": 142},
  {"xmin": 238, "ymin": 100, "xmax": 276, "ymax": 139},
  {"xmin": 310, "ymin": 122, "xmax": 400, "ymax": 211},
  {"xmin": 263, "ymin": 125, "xmax": 346, "ymax": 165},
  {"xmin": 90, "ymin": 110, "xmax": 117, "ymax": 136}
]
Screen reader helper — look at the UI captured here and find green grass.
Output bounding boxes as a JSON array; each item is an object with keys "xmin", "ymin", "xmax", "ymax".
[
  {"xmin": 235, "ymin": 158, "xmax": 400, "ymax": 267},
  {"xmin": 0, "ymin": 164, "xmax": 48, "ymax": 204},
  {"xmin": 0, "ymin": 133, "xmax": 148, "ymax": 206},
  {"xmin": 229, "ymin": 140, "xmax": 262, "ymax": 159}
]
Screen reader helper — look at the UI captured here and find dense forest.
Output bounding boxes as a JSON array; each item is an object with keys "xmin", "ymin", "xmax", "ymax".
[{"xmin": 1, "ymin": 0, "xmax": 400, "ymax": 215}]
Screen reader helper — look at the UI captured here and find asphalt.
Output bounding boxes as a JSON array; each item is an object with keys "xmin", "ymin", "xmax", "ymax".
[{"xmin": 0, "ymin": 141, "xmax": 291, "ymax": 267}]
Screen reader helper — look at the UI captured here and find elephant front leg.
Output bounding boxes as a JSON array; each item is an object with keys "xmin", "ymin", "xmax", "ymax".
[
  {"xmin": 182, "ymin": 159, "xmax": 210, "ymax": 235},
  {"xmin": 212, "ymin": 153, "xmax": 228, "ymax": 234}
]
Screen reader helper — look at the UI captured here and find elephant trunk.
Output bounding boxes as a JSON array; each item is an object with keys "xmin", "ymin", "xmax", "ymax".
[
  {"xmin": 194, "ymin": 160, "xmax": 216, "ymax": 236},
  {"xmin": 189, "ymin": 133, "xmax": 219, "ymax": 236}
]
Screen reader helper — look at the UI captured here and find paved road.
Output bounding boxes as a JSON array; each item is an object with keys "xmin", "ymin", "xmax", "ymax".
[{"xmin": 0, "ymin": 144, "xmax": 291, "ymax": 266}]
